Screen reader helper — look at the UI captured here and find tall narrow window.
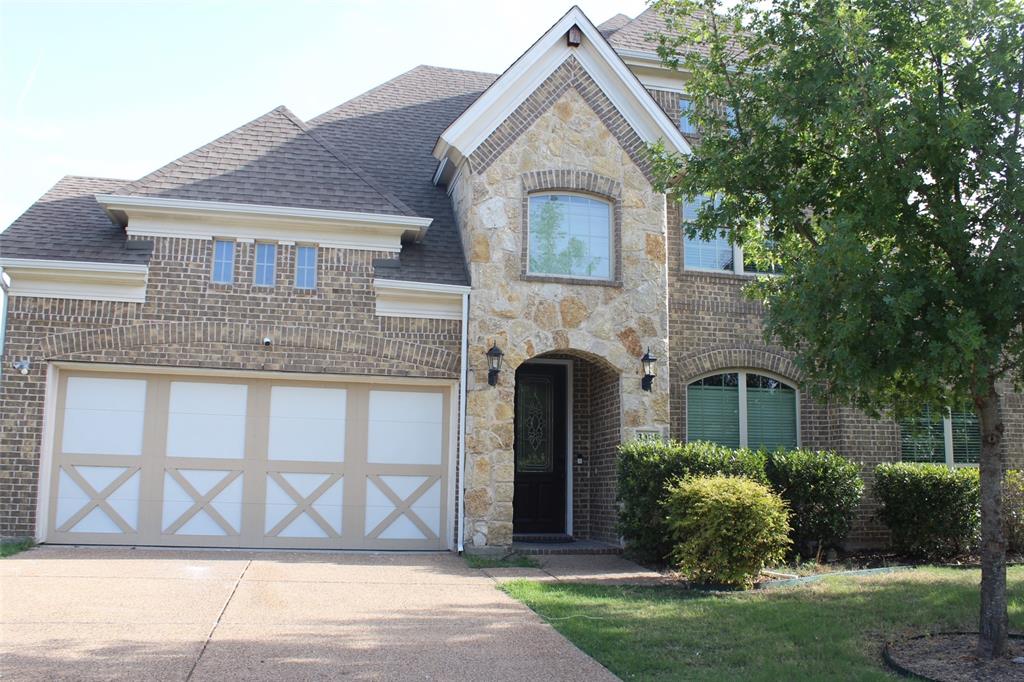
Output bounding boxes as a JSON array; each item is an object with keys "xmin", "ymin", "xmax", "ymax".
[
  {"xmin": 683, "ymin": 196, "xmax": 733, "ymax": 271},
  {"xmin": 686, "ymin": 373, "xmax": 741, "ymax": 447},
  {"xmin": 212, "ymin": 239, "xmax": 235, "ymax": 284},
  {"xmin": 528, "ymin": 194, "xmax": 612, "ymax": 280},
  {"xmin": 679, "ymin": 98, "xmax": 696, "ymax": 135},
  {"xmin": 254, "ymin": 243, "xmax": 276, "ymax": 287},
  {"xmin": 295, "ymin": 245, "xmax": 317, "ymax": 289},
  {"xmin": 745, "ymin": 373, "xmax": 797, "ymax": 450}
]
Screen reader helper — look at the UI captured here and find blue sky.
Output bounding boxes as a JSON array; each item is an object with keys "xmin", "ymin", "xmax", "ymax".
[{"xmin": 0, "ymin": 0, "xmax": 650, "ymax": 231}]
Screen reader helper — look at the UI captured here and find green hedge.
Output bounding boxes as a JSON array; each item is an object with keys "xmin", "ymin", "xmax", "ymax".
[
  {"xmin": 617, "ymin": 440, "xmax": 767, "ymax": 563},
  {"xmin": 1004, "ymin": 470, "xmax": 1024, "ymax": 555},
  {"xmin": 766, "ymin": 449, "xmax": 864, "ymax": 557},
  {"xmin": 874, "ymin": 463, "xmax": 981, "ymax": 559},
  {"xmin": 665, "ymin": 475, "xmax": 791, "ymax": 588}
]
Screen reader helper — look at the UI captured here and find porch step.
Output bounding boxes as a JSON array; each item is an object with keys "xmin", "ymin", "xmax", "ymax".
[
  {"xmin": 512, "ymin": 533, "xmax": 574, "ymax": 544},
  {"xmin": 511, "ymin": 539, "xmax": 623, "ymax": 555}
]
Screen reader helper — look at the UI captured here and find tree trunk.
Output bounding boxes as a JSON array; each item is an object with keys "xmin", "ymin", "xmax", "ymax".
[{"xmin": 977, "ymin": 381, "xmax": 1008, "ymax": 660}]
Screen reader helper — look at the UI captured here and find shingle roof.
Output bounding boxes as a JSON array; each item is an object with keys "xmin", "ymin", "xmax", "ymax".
[
  {"xmin": 118, "ymin": 106, "xmax": 412, "ymax": 216},
  {"xmin": 308, "ymin": 65, "xmax": 497, "ymax": 286},
  {"xmin": 597, "ymin": 13, "xmax": 632, "ymax": 38},
  {"xmin": 0, "ymin": 176, "xmax": 151, "ymax": 265},
  {"xmin": 608, "ymin": 6, "xmax": 737, "ymax": 59}
]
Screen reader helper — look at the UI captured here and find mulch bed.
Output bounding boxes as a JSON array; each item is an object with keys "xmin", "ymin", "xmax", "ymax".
[{"xmin": 884, "ymin": 633, "xmax": 1024, "ymax": 681}]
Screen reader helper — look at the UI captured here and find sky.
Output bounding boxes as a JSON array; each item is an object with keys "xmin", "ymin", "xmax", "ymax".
[{"xmin": 0, "ymin": 0, "xmax": 650, "ymax": 232}]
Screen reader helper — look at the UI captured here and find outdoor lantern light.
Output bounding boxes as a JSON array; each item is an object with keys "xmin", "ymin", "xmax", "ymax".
[
  {"xmin": 486, "ymin": 343, "xmax": 504, "ymax": 386},
  {"xmin": 640, "ymin": 347, "xmax": 657, "ymax": 392}
]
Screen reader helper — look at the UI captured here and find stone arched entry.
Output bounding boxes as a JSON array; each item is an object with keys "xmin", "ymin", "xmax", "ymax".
[{"xmin": 512, "ymin": 350, "xmax": 622, "ymax": 543}]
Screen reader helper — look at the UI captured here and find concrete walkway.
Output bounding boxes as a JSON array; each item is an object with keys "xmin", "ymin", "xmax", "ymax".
[{"xmin": 0, "ymin": 546, "xmax": 643, "ymax": 681}]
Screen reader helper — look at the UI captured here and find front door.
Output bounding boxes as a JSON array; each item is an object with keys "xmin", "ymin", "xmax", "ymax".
[{"xmin": 513, "ymin": 363, "xmax": 567, "ymax": 534}]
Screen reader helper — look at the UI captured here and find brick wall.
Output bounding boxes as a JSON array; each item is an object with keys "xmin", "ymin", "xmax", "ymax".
[{"xmin": 0, "ymin": 236, "xmax": 462, "ymax": 539}]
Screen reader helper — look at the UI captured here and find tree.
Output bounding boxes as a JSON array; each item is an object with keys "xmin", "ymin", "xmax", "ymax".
[{"xmin": 648, "ymin": 0, "xmax": 1024, "ymax": 658}]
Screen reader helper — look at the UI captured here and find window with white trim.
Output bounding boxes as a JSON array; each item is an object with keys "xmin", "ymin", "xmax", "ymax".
[
  {"xmin": 212, "ymin": 239, "xmax": 235, "ymax": 284},
  {"xmin": 295, "ymin": 245, "xmax": 317, "ymax": 289},
  {"xmin": 686, "ymin": 371, "xmax": 799, "ymax": 450},
  {"xmin": 254, "ymin": 243, "xmax": 276, "ymax": 287},
  {"xmin": 682, "ymin": 197, "xmax": 781, "ymax": 275},
  {"xmin": 527, "ymin": 193, "xmax": 612, "ymax": 280},
  {"xmin": 679, "ymin": 98, "xmax": 696, "ymax": 135},
  {"xmin": 900, "ymin": 405, "xmax": 980, "ymax": 466}
]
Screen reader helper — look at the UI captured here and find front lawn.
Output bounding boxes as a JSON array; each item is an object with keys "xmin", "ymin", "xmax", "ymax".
[
  {"xmin": 503, "ymin": 567, "xmax": 1024, "ymax": 681},
  {"xmin": 0, "ymin": 539, "xmax": 34, "ymax": 558}
]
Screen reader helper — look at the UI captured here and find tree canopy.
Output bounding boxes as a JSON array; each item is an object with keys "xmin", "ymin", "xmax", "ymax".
[{"xmin": 648, "ymin": 0, "xmax": 1023, "ymax": 658}]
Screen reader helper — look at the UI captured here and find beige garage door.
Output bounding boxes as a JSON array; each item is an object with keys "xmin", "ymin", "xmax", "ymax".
[{"xmin": 44, "ymin": 371, "xmax": 451, "ymax": 550}]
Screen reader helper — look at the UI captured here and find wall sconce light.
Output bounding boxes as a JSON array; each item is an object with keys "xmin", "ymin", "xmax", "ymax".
[
  {"xmin": 486, "ymin": 343, "xmax": 504, "ymax": 386},
  {"xmin": 11, "ymin": 358, "xmax": 30, "ymax": 376},
  {"xmin": 640, "ymin": 347, "xmax": 657, "ymax": 392}
]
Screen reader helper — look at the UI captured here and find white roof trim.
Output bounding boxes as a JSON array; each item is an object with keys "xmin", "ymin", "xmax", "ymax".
[
  {"xmin": 373, "ymin": 278, "xmax": 469, "ymax": 321},
  {"xmin": 373, "ymin": 278, "xmax": 471, "ymax": 295},
  {"xmin": 96, "ymin": 195, "xmax": 432, "ymax": 253},
  {"xmin": 434, "ymin": 6, "xmax": 691, "ymax": 166},
  {"xmin": 0, "ymin": 258, "xmax": 148, "ymax": 303}
]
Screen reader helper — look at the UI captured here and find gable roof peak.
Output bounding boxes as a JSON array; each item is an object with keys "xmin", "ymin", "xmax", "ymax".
[{"xmin": 433, "ymin": 4, "xmax": 691, "ymax": 166}]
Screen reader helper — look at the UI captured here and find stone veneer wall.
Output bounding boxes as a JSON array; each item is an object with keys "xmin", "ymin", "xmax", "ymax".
[
  {"xmin": 457, "ymin": 56, "xmax": 671, "ymax": 548},
  {"xmin": 651, "ymin": 85, "xmax": 1023, "ymax": 546},
  {"xmin": 0, "ymin": 236, "xmax": 462, "ymax": 539}
]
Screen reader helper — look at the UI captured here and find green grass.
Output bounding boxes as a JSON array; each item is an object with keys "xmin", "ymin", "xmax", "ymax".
[
  {"xmin": 502, "ymin": 567, "xmax": 1024, "ymax": 681},
  {"xmin": 464, "ymin": 553, "xmax": 540, "ymax": 569},
  {"xmin": 0, "ymin": 539, "xmax": 34, "ymax": 558}
]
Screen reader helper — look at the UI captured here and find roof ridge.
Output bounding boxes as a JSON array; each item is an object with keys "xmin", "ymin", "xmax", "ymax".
[
  {"xmin": 279, "ymin": 107, "xmax": 417, "ymax": 217},
  {"xmin": 62, "ymin": 174, "xmax": 132, "ymax": 183},
  {"xmin": 117, "ymin": 106, "xmax": 294, "ymax": 195}
]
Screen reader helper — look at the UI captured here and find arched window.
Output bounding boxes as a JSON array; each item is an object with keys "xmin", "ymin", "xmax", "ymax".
[
  {"xmin": 527, "ymin": 193, "xmax": 612, "ymax": 280},
  {"xmin": 686, "ymin": 371, "xmax": 798, "ymax": 450}
]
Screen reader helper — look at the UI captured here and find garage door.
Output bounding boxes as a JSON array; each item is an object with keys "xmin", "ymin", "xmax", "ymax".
[{"xmin": 43, "ymin": 371, "xmax": 451, "ymax": 550}]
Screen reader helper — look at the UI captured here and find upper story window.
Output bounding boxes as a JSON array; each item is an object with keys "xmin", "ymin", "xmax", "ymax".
[
  {"xmin": 900, "ymin": 405, "xmax": 980, "ymax": 466},
  {"xmin": 527, "ymin": 193, "xmax": 612, "ymax": 280},
  {"xmin": 687, "ymin": 371, "xmax": 798, "ymax": 450},
  {"xmin": 295, "ymin": 245, "xmax": 317, "ymax": 289},
  {"xmin": 679, "ymin": 98, "xmax": 696, "ymax": 135},
  {"xmin": 254, "ymin": 243, "xmax": 277, "ymax": 287},
  {"xmin": 212, "ymin": 239, "xmax": 235, "ymax": 284},
  {"xmin": 682, "ymin": 197, "xmax": 781, "ymax": 275}
]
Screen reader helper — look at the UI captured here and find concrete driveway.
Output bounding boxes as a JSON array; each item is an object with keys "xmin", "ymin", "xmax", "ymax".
[{"xmin": 0, "ymin": 546, "xmax": 632, "ymax": 681}]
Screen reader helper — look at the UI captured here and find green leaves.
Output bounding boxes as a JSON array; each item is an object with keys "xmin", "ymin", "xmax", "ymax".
[
  {"xmin": 650, "ymin": 0, "xmax": 1024, "ymax": 414},
  {"xmin": 664, "ymin": 475, "xmax": 791, "ymax": 588}
]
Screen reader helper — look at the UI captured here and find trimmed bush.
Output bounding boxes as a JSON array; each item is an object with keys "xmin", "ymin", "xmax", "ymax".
[
  {"xmin": 874, "ymin": 463, "xmax": 980, "ymax": 559},
  {"xmin": 765, "ymin": 449, "xmax": 864, "ymax": 557},
  {"xmin": 617, "ymin": 439, "xmax": 767, "ymax": 563},
  {"xmin": 664, "ymin": 475, "xmax": 791, "ymax": 588},
  {"xmin": 1004, "ymin": 470, "xmax": 1024, "ymax": 555}
]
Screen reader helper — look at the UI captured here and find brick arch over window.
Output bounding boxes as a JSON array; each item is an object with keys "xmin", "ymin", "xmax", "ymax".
[
  {"xmin": 678, "ymin": 347, "xmax": 802, "ymax": 386},
  {"xmin": 42, "ymin": 322, "xmax": 460, "ymax": 374}
]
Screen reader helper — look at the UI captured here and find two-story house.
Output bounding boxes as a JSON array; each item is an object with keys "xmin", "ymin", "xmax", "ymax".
[{"xmin": 1, "ymin": 6, "xmax": 1020, "ymax": 552}]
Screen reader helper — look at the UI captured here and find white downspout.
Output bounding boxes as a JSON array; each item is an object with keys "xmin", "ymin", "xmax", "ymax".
[{"xmin": 457, "ymin": 291, "xmax": 469, "ymax": 553}]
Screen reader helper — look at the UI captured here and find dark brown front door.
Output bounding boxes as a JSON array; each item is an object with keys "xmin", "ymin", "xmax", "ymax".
[{"xmin": 513, "ymin": 363, "xmax": 567, "ymax": 534}]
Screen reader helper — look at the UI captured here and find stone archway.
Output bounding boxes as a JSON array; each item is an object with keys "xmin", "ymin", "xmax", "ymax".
[{"xmin": 512, "ymin": 350, "xmax": 622, "ymax": 543}]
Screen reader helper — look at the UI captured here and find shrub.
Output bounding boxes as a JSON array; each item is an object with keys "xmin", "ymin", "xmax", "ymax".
[
  {"xmin": 617, "ymin": 439, "xmax": 767, "ymax": 563},
  {"xmin": 1004, "ymin": 470, "xmax": 1024, "ymax": 555},
  {"xmin": 664, "ymin": 475, "xmax": 791, "ymax": 588},
  {"xmin": 765, "ymin": 449, "xmax": 864, "ymax": 558},
  {"xmin": 874, "ymin": 463, "xmax": 980, "ymax": 559}
]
